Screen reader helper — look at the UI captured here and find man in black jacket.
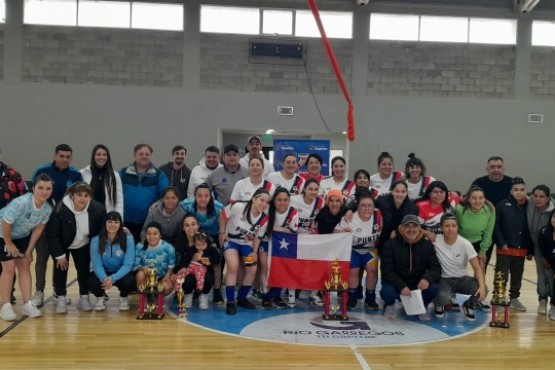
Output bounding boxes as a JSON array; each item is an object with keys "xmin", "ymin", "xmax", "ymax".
[{"xmin": 380, "ymin": 214, "xmax": 441, "ymax": 320}]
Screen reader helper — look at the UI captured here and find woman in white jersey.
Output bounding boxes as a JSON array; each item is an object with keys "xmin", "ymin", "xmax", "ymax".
[
  {"xmin": 230, "ymin": 157, "xmax": 275, "ymax": 203},
  {"xmin": 319, "ymin": 156, "xmax": 356, "ymax": 202},
  {"xmin": 405, "ymin": 153, "xmax": 435, "ymax": 201},
  {"xmin": 370, "ymin": 152, "xmax": 405, "ymax": 196},
  {"xmin": 266, "ymin": 153, "xmax": 305, "ymax": 196}
]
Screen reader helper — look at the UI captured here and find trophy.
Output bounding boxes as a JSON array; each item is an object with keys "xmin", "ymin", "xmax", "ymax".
[
  {"xmin": 490, "ymin": 271, "xmax": 510, "ymax": 328},
  {"xmin": 137, "ymin": 260, "xmax": 166, "ymax": 320},
  {"xmin": 175, "ymin": 274, "xmax": 187, "ymax": 319},
  {"xmin": 322, "ymin": 259, "xmax": 349, "ymax": 320}
]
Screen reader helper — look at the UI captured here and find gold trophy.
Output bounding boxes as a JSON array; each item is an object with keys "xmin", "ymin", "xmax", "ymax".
[
  {"xmin": 176, "ymin": 275, "xmax": 187, "ymax": 319},
  {"xmin": 490, "ymin": 271, "xmax": 510, "ymax": 328},
  {"xmin": 323, "ymin": 259, "xmax": 349, "ymax": 320},
  {"xmin": 137, "ymin": 260, "xmax": 166, "ymax": 320}
]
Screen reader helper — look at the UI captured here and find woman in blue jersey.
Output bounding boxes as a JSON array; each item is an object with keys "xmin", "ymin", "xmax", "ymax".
[{"xmin": 0, "ymin": 174, "xmax": 53, "ymax": 321}]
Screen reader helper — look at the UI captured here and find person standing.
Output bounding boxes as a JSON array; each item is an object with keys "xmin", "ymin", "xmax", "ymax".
[
  {"xmin": 120, "ymin": 144, "xmax": 169, "ymax": 242},
  {"xmin": 186, "ymin": 146, "xmax": 222, "ymax": 199},
  {"xmin": 159, "ymin": 145, "xmax": 191, "ymax": 201},
  {"xmin": 471, "ymin": 156, "xmax": 513, "ymax": 208},
  {"xmin": 206, "ymin": 144, "xmax": 248, "ymax": 206},
  {"xmin": 537, "ymin": 209, "xmax": 555, "ymax": 320},
  {"xmin": 239, "ymin": 136, "xmax": 274, "ymax": 178}
]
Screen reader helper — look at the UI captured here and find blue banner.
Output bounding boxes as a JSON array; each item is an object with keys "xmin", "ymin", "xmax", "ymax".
[{"xmin": 273, "ymin": 139, "xmax": 331, "ymax": 176}]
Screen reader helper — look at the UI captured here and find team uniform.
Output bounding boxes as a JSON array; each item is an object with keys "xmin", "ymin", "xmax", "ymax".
[
  {"xmin": 407, "ymin": 176, "xmax": 436, "ymax": 201},
  {"xmin": 370, "ymin": 171, "xmax": 404, "ymax": 196},
  {"xmin": 133, "ymin": 240, "xmax": 175, "ymax": 279},
  {"xmin": 335, "ymin": 210, "xmax": 382, "ymax": 268},
  {"xmin": 299, "ymin": 172, "xmax": 325, "ymax": 184},
  {"xmin": 179, "ymin": 198, "xmax": 225, "ymax": 239},
  {"xmin": 318, "ymin": 177, "xmax": 356, "ymax": 202},
  {"xmin": 417, "ymin": 194, "xmax": 460, "ymax": 234},
  {"xmin": 290, "ymin": 194, "xmax": 325, "ymax": 234},
  {"xmin": 229, "ymin": 178, "xmax": 276, "ymax": 203},
  {"xmin": 259, "ymin": 207, "xmax": 299, "ymax": 252},
  {"xmin": 222, "ymin": 202, "xmax": 269, "ymax": 257},
  {"xmin": 265, "ymin": 171, "xmax": 305, "ymax": 196}
]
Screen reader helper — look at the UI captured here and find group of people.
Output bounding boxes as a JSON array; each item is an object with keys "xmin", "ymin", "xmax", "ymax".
[{"xmin": 0, "ymin": 138, "xmax": 554, "ymax": 324}]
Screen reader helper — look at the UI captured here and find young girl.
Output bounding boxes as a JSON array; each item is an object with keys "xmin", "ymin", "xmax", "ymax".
[
  {"xmin": 370, "ymin": 152, "xmax": 405, "ymax": 196},
  {"xmin": 266, "ymin": 153, "xmax": 305, "ymax": 196},
  {"xmin": 0, "ymin": 174, "xmax": 53, "ymax": 321},
  {"xmin": 134, "ymin": 222, "xmax": 175, "ymax": 296},
  {"xmin": 219, "ymin": 188, "xmax": 270, "ymax": 315},
  {"xmin": 405, "ymin": 153, "xmax": 435, "ymax": 201}
]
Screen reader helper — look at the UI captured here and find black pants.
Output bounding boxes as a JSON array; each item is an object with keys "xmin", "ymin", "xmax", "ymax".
[
  {"xmin": 495, "ymin": 254, "xmax": 525, "ymax": 300},
  {"xmin": 88, "ymin": 272, "xmax": 136, "ymax": 297},
  {"xmin": 181, "ymin": 269, "xmax": 215, "ymax": 294},
  {"xmin": 54, "ymin": 247, "xmax": 90, "ymax": 296},
  {"xmin": 472, "ymin": 240, "xmax": 494, "ymax": 273}
]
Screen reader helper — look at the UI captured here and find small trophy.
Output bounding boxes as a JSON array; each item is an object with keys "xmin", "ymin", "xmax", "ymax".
[
  {"xmin": 490, "ymin": 271, "xmax": 510, "ymax": 328},
  {"xmin": 175, "ymin": 275, "xmax": 187, "ymax": 319},
  {"xmin": 137, "ymin": 260, "xmax": 166, "ymax": 320},
  {"xmin": 322, "ymin": 259, "xmax": 349, "ymax": 320}
]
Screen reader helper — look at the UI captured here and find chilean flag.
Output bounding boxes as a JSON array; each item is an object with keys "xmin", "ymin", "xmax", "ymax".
[{"xmin": 268, "ymin": 231, "xmax": 351, "ymax": 290}]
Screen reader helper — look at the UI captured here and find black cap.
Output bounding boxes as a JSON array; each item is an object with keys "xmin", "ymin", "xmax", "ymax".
[{"xmin": 224, "ymin": 144, "xmax": 239, "ymax": 154}]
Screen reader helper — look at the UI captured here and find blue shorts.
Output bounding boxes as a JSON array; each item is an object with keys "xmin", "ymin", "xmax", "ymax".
[
  {"xmin": 223, "ymin": 240, "xmax": 254, "ymax": 258},
  {"xmin": 350, "ymin": 248, "xmax": 378, "ymax": 269},
  {"xmin": 258, "ymin": 241, "xmax": 269, "ymax": 253}
]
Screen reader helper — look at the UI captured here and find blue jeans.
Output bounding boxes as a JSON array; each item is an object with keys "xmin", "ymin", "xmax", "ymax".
[{"xmin": 380, "ymin": 280, "xmax": 438, "ymax": 307}]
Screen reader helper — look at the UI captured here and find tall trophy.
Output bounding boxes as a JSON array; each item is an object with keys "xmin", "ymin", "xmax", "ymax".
[
  {"xmin": 490, "ymin": 271, "xmax": 510, "ymax": 328},
  {"xmin": 322, "ymin": 259, "xmax": 349, "ymax": 320},
  {"xmin": 175, "ymin": 274, "xmax": 187, "ymax": 319},
  {"xmin": 137, "ymin": 260, "xmax": 166, "ymax": 320}
]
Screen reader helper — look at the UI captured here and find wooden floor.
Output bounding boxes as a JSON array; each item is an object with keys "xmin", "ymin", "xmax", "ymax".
[{"xmin": 0, "ymin": 256, "xmax": 553, "ymax": 370}]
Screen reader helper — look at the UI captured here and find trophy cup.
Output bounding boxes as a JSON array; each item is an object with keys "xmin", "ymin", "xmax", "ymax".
[
  {"xmin": 489, "ymin": 271, "xmax": 510, "ymax": 328},
  {"xmin": 137, "ymin": 260, "xmax": 166, "ymax": 320},
  {"xmin": 176, "ymin": 274, "xmax": 187, "ymax": 319},
  {"xmin": 322, "ymin": 259, "xmax": 349, "ymax": 320}
]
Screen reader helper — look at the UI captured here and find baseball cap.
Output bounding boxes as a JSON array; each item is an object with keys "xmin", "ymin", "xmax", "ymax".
[
  {"xmin": 248, "ymin": 135, "xmax": 261, "ymax": 144},
  {"xmin": 401, "ymin": 214, "xmax": 420, "ymax": 226},
  {"xmin": 224, "ymin": 144, "xmax": 239, "ymax": 154}
]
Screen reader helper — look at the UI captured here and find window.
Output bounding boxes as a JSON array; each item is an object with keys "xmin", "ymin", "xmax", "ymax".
[
  {"xmin": 132, "ymin": 2, "xmax": 183, "ymax": 31},
  {"xmin": 295, "ymin": 10, "xmax": 352, "ymax": 39},
  {"xmin": 78, "ymin": 0, "xmax": 130, "ymax": 29},
  {"xmin": 370, "ymin": 13, "xmax": 419, "ymax": 41},
  {"xmin": 200, "ymin": 5, "xmax": 259, "ymax": 35},
  {"xmin": 420, "ymin": 16, "xmax": 468, "ymax": 43},
  {"xmin": 469, "ymin": 18, "xmax": 517, "ymax": 45},
  {"xmin": 24, "ymin": 0, "xmax": 77, "ymax": 26},
  {"xmin": 532, "ymin": 21, "xmax": 555, "ymax": 47},
  {"xmin": 262, "ymin": 9, "xmax": 293, "ymax": 36},
  {"xmin": 0, "ymin": 0, "xmax": 5, "ymax": 23}
]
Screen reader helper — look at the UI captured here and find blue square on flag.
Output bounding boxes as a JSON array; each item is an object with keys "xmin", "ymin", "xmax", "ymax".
[{"xmin": 272, "ymin": 232, "xmax": 298, "ymax": 259}]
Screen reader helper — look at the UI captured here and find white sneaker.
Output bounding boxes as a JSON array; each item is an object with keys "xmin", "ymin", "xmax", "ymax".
[
  {"xmin": 56, "ymin": 296, "xmax": 68, "ymax": 314},
  {"xmin": 287, "ymin": 292, "xmax": 296, "ymax": 308},
  {"xmin": 418, "ymin": 312, "xmax": 431, "ymax": 321},
  {"xmin": 538, "ymin": 299, "xmax": 548, "ymax": 314},
  {"xmin": 199, "ymin": 294, "xmax": 209, "ymax": 310},
  {"xmin": 510, "ymin": 298, "xmax": 526, "ymax": 312},
  {"xmin": 0, "ymin": 303, "xmax": 17, "ymax": 321},
  {"xmin": 94, "ymin": 297, "xmax": 106, "ymax": 311},
  {"xmin": 549, "ymin": 305, "xmax": 555, "ymax": 321},
  {"xmin": 309, "ymin": 294, "xmax": 324, "ymax": 307},
  {"xmin": 184, "ymin": 294, "xmax": 193, "ymax": 308},
  {"xmin": 119, "ymin": 297, "xmax": 130, "ymax": 311},
  {"xmin": 77, "ymin": 295, "xmax": 93, "ymax": 311},
  {"xmin": 31, "ymin": 291, "xmax": 44, "ymax": 307},
  {"xmin": 22, "ymin": 302, "xmax": 41, "ymax": 318},
  {"xmin": 384, "ymin": 304, "xmax": 396, "ymax": 319},
  {"xmin": 54, "ymin": 295, "xmax": 71, "ymax": 305}
]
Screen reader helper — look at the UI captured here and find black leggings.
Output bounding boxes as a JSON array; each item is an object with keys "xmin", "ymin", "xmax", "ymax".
[
  {"xmin": 54, "ymin": 247, "xmax": 90, "ymax": 296},
  {"xmin": 181, "ymin": 269, "xmax": 215, "ymax": 294}
]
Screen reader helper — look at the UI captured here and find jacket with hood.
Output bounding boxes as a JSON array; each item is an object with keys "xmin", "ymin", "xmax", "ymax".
[
  {"xmin": 46, "ymin": 195, "xmax": 106, "ymax": 259},
  {"xmin": 186, "ymin": 158, "xmax": 223, "ymax": 199},
  {"xmin": 380, "ymin": 226, "xmax": 442, "ymax": 293},
  {"xmin": 494, "ymin": 195, "xmax": 533, "ymax": 255},
  {"xmin": 527, "ymin": 197, "xmax": 555, "ymax": 247}
]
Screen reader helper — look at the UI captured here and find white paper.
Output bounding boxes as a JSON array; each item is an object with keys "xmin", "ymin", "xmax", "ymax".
[{"xmin": 399, "ymin": 289, "xmax": 426, "ymax": 316}]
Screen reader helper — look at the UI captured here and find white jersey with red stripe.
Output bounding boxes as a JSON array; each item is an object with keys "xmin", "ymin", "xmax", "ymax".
[
  {"xmin": 222, "ymin": 202, "xmax": 269, "ymax": 245},
  {"xmin": 229, "ymin": 177, "xmax": 276, "ymax": 203},
  {"xmin": 417, "ymin": 194, "xmax": 460, "ymax": 234},
  {"xmin": 265, "ymin": 171, "xmax": 305, "ymax": 196},
  {"xmin": 407, "ymin": 176, "xmax": 436, "ymax": 200},
  {"xmin": 290, "ymin": 194, "xmax": 325, "ymax": 234},
  {"xmin": 370, "ymin": 171, "xmax": 404, "ymax": 195},
  {"xmin": 318, "ymin": 177, "xmax": 356, "ymax": 201},
  {"xmin": 335, "ymin": 210, "xmax": 383, "ymax": 249}
]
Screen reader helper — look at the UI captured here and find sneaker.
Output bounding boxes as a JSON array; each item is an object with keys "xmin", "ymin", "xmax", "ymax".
[
  {"xmin": 77, "ymin": 295, "xmax": 93, "ymax": 311},
  {"xmin": 94, "ymin": 297, "xmax": 106, "ymax": 311},
  {"xmin": 184, "ymin": 294, "xmax": 193, "ymax": 308},
  {"xmin": 549, "ymin": 305, "xmax": 555, "ymax": 321},
  {"xmin": 384, "ymin": 305, "xmax": 396, "ymax": 319},
  {"xmin": 56, "ymin": 296, "xmax": 68, "ymax": 314},
  {"xmin": 31, "ymin": 291, "xmax": 44, "ymax": 307},
  {"xmin": 0, "ymin": 303, "xmax": 17, "ymax": 321},
  {"xmin": 418, "ymin": 312, "xmax": 431, "ymax": 321},
  {"xmin": 434, "ymin": 304, "xmax": 445, "ymax": 318},
  {"xmin": 237, "ymin": 298, "xmax": 256, "ymax": 309},
  {"xmin": 199, "ymin": 294, "xmax": 209, "ymax": 310},
  {"xmin": 273, "ymin": 298, "xmax": 287, "ymax": 309},
  {"xmin": 347, "ymin": 298, "xmax": 358, "ymax": 309},
  {"xmin": 287, "ymin": 293, "xmax": 296, "ymax": 308},
  {"xmin": 309, "ymin": 295, "xmax": 324, "ymax": 307},
  {"xmin": 22, "ymin": 302, "xmax": 41, "ymax": 318},
  {"xmin": 261, "ymin": 300, "xmax": 273, "ymax": 310},
  {"xmin": 510, "ymin": 298, "xmax": 527, "ymax": 312},
  {"xmin": 212, "ymin": 289, "xmax": 224, "ymax": 305},
  {"xmin": 365, "ymin": 297, "xmax": 379, "ymax": 311},
  {"xmin": 445, "ymin": 295, "xmax": 460, "ymax": 311},
  {"xmin": 463, "ymin": 300, "xmax": 476, "ymax": 321},
  {"xmin": 226, "ymin": 301, "xmax": 236, "ymax": 315},
  {"xmin": 476, "ymin": 302, "xmax": 491, "ymax": 312},
  {"xmin": 119, "ymin": 297, "xmax": 130, "ymax": 311},
  {"xmin": 538, "ymin": 299, "xmax": 548, "ymax": 314},
  {"xmin": 54, "ymin": 294, "xmax": 72, "ymax": 305},
  {"xmin": 251, "ymin": 289, "xmax": 262, "ymax": 301}
]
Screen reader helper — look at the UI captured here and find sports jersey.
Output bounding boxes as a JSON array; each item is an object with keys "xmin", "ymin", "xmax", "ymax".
[
  {"xmin": 433, "ymin": 234, "xmax": 477, "ymax": 278},
  {"xmin": 290, "ymin": 194, "xmax": 324, "ymax": 234},
  {"xmin": 417, "ymin": 194, "xmax": 460, "ymax": 234},
  {"xmin": 370, "ymin": 171, "xmax": 404, "ymax": 196},
  {"xmin": 335, "ymin": 210, "xmax": 382, "ymax": 249},
  {"xmin": 179, "ymin": 198, "xmax": 224, "ymax": 236},
  {"xmin": 263, "ymin": 206, "xmax": 300, "ymax": 242},
  {"xmin": 133, "ymin": 240, "xmax": 175, "ymax": 278},
  {"xmin": 222, "ymin": 202, "xmax": 269, "ymax": 245},
  {"xmin": 407, "ymin": 176, "xmax": 436, "ymax": 200},
  {"xmin": 265, "ymin": 171, "xmax": 305, "ymax": 196},
  {"xmin": 230, "ymin": 177, "xmax": 276, "ymax": 203},
  {"xmin": 0, "ymin": 193, "xmax": 53, "ymax": 239},
  {"xmin": 299, "ymin": 172, "xmax": 325, "ymax": 184},
  {"xmin": 318, "ymin": 177, "xmax": 356, "ymax": 201}
]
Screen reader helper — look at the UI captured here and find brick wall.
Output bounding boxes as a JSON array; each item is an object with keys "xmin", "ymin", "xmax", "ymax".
[
  {"xmin": 531, "ymin": 48, "xmax": 555, "ymax": 101},
  {"xmin": 368, "ymin": 41, "xmax": 516, "ymax": 98},
  {"xmin": 22, "ymin": 26, "xmax": 183, "ymax": 87},
  {"xmin": 199, "ymin": 33, "xmax": 352, "ymax": 94}
]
